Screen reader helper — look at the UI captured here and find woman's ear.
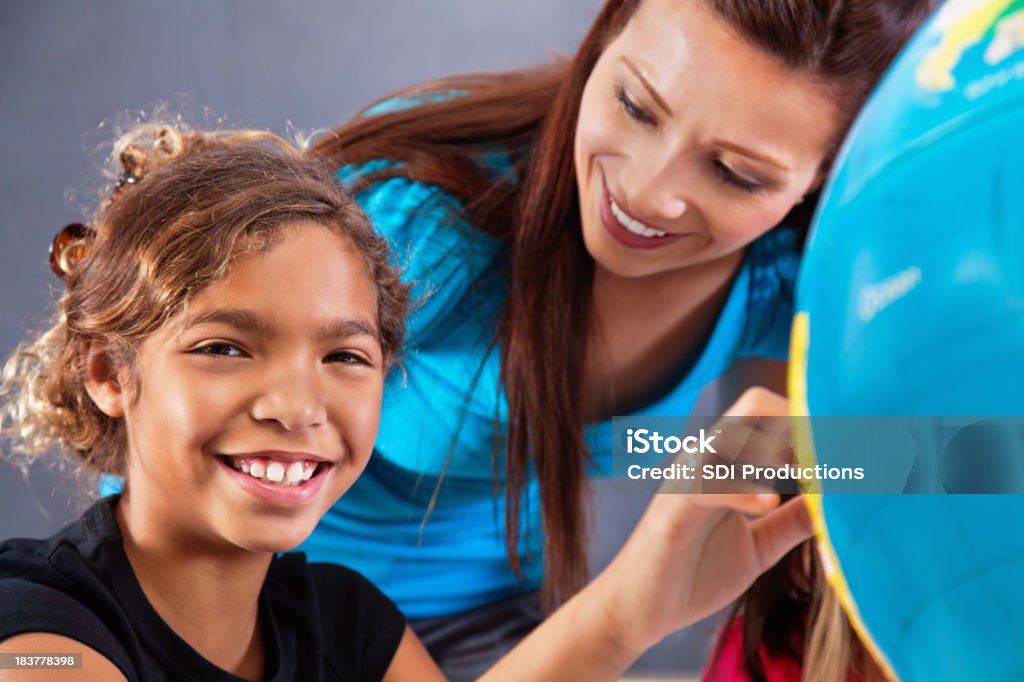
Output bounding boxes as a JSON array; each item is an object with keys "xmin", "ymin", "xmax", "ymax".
[{"xmin": 81, "ymin": 340, "xmax": 125, "ymax": 418}]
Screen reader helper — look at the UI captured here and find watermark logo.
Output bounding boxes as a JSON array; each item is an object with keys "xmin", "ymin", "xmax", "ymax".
[
  {"xmin": 612, "ymin": 416, "xmax": 1024, "ymax": 495},
  {"xmin": 625, "ymin": 428, "xmax": 719, "ymax": 455}
]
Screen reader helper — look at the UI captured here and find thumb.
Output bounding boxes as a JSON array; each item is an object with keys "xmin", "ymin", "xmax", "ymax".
[{"xmin": 748, "ymin": 496, "xmax": 814, "ymax": 571}]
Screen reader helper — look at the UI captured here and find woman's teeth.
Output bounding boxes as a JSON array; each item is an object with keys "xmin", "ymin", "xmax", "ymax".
[
  {"xmin": 610, "ymin": 196, "xmax": 668, "ymax": 238},
  {"xmin": 228, "ymin": 457, "xmax": 318, "ymax": 486}
]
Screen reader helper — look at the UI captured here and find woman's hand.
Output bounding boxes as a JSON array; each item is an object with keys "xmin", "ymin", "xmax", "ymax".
[
  {"xmin": 596, "ymin": 387, "xmax": 812, "ymax": 653},
  {"xmin": 481, "ymin": 387, "xmax": 812, "ymax": 682}
]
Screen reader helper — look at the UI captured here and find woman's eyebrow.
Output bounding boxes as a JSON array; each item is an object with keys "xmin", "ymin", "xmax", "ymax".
[
  {"xmin": 618, "ymin": 55, "xmax": 791, "ymax": 173},
  {"xmin": 713, "ymin": 138, "xmax": 790, "ymax": 172},
  {"xmin": 622, "ymin": 57, "xmax": 673, "ymax": 117}
]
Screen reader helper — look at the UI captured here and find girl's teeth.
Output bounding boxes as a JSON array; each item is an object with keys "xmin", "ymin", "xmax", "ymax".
[
  {"xmin": 285, "ymin": 461, "xmax": 304, "ymax": 484},
  {"xmin": 266, "ymin": 462, "xmax": 285, "ymax": 483},
  {"xmin": 610, "ymin": 196, "xmax": 668, "ymax": 238},
  {"xmin": 227, "ymin": 457, "xmax": 319, "ymax": 487}
]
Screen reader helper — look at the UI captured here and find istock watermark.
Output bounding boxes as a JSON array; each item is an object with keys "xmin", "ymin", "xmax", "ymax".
[
  {"xmin": 610, "ymin": 416, "xmax": 1024, "ymax": 495},
  {"xmin": 625, "ymin": 428, "xmax": 718, "ymax": 455}
]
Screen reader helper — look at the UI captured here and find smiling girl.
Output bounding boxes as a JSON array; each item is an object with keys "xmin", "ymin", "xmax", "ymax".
[{"xmin": 0, "ymin": 123, "xmax": 426, "ymax": 680}]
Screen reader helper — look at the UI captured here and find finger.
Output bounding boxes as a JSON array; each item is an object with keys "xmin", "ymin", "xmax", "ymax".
[
  {"xmin": 721, "ymin": 386, "xmax": 789, "ymax": 419},
  {"xmin": 748, "ymin": 496, "xmax": 814, "ymax": 570},
  {"xmin": 708, "ymin": 390, "xmax": 793, "ymax": 471},
  {"xmin": 692, "ymin": 491, "xmax": 780, "ymax": 515},
  {"xmin": 704, "ymin": 415, "xmax": 793, "ymax": 468}
]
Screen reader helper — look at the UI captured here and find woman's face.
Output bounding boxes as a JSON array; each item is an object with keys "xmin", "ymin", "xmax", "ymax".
[
  {"xmin": 575, "ymin": 0, "xmax": 841, "ymax": 279},
  {"xmin": 105, "ymin": 223, "xmax": 384, "ymax": 555}
]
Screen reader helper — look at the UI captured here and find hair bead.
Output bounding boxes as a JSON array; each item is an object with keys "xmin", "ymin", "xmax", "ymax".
[{"xmin": 48, "ymin": 222, "xmax": 94, "ymax": 279}]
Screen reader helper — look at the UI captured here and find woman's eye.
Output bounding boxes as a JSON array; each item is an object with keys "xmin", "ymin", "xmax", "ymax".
[
  {"xmin": 190, "ymin": 343, "xmax": 246, "ymax": 358},
  {"xmin": 325, "ymin": 351, "xmax": 372, "ymax": 367},
  {"xmin": 713, "ymin": 161, "xmax": 765, "ymax": 194},
  {"xmin": 614, "ymin": 85, "xmax": 655, "ymax": 126}
]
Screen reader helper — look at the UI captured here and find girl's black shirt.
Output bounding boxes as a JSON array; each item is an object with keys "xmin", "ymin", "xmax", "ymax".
[{"xmin": 0, "ymin": 496, "xmax": 405, "ymax": 681}]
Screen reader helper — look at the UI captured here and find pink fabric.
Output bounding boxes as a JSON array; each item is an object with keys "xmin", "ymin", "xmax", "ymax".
[{"xmin": 703, "ymin": 617, "xmax": 862, "ymax": 682}]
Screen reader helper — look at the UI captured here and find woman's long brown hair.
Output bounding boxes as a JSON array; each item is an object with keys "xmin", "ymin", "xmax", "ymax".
[{"xmin": 312, "ymin": 0, "xmax": 937, "ymax": 609}]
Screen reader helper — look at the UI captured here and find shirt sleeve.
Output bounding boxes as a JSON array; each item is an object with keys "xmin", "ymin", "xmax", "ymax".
[
  {"xmin": 310, "ymin": 563, "xmax": 407, "ymax": 681},
  {"xmin": 337, "ymin": 164, "xmax": 504, "ymax": 347},
  {"xmin": 735, "ymin": 227, "xmax": 803, "ymax": 361},
  {"xmin": 0, "ymin": 579, "xmax": 136, "ymax": 680}
]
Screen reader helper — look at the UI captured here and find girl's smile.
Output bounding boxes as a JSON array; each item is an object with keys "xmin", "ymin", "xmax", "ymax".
[{"xmin": 217, "ymin": 452, "xmax": 331, "ymax": 507}]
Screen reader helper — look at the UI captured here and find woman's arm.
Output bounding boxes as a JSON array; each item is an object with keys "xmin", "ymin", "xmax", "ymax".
[
  {"xmin": 0, "ymin": 633, "xmax": 127, "ymax": 682},
  {"xmin": 481, "ymin": 388, "xmax": 812, "ymax": 682},
  {"xmin": 381, "ymin": 388, "xmax": 808, "ymax": 682}
]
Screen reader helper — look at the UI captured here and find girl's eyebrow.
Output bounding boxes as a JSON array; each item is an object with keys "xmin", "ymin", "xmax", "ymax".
[
  {"xmin": 185, "ymin": 309, "xmax": 271, "ymax": 335},
  {"xmin": 183, "ymin": 308, "xmax": 380, "ymax": 342},
  {"xmin": 314, "ymin": 318, "xmax": 380, "ymax": 343}
]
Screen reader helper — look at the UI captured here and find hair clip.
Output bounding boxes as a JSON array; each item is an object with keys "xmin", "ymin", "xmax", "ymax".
[
  {"xmin": 105, "ymin": 173, "xmax": 139, "ymax": 207},
  {"xmin": 114, "ymin": 172, "xmax": 138, "ymax": 190},
  {"xmin": 49, "ymin": 222, "xmax": 94, "ymax": 279}
]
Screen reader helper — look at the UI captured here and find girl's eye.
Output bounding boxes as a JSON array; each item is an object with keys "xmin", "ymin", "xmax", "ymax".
[
  {"xmin": 713, "ymin": 161, "xmax": 766, "ymax": 194},
  {"xmin": 614, "ymin": 85, "xmax": 655, "ymax": 126},
  {"xmin": 190, "ymin": 343, "xmax": 247, "ymax": 358},
  {"xmin": 325, "ymin": 351, "xmax": 373, "ymax": 367}
]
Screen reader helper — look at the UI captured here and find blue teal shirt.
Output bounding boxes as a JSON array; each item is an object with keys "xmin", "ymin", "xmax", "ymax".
[{"xmin": 294, "ymin": 159, "xmax": 802, "ymax": 618}]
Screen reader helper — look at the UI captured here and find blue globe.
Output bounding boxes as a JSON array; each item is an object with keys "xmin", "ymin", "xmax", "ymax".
[{"xmin": 790, "ymin": 1, "xmax": 1024, "ymax": 680}]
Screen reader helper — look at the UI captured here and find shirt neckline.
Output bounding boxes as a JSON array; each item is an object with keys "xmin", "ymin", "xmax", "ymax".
[
  {"xmin": 586, "ymin": 254, "xmax": 753, "ymax": 430},
  {"xmin": 89, "ymin": 498, "xmax": 287, "ymax": 682}
]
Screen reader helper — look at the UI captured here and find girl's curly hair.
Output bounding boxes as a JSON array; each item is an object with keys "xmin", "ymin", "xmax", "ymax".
[{"xmin": 2, "ymin": 121, "xmax": 409, "ymax": 483}]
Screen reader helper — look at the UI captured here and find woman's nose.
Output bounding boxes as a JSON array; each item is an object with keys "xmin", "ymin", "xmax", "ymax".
[
  {"xmin": 625, "ymin": 152, "xmax": 689, "ymax": 222},
  {"xmin": 250, "ymin": 365, "xmax": 327, "ymax": 431}
]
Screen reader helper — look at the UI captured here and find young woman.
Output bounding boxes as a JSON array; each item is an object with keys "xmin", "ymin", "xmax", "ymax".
[
  {"xmin": 305, "ymin": 0, "xmax": 937, "ymax": 676},
  {"xmin": 0, "ymin": 119, "xmax": 816, "ymax": 681}
]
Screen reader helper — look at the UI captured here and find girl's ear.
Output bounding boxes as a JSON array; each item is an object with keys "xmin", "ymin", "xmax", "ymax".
[{"xmin": 81, "ymin": 340, "xmax": 126, "ymax": 418}]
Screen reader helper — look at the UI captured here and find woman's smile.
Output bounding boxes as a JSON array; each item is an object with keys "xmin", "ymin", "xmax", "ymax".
[{"xmin": 600, "ymin": 177, "xmax": 690, "ymax": 249}]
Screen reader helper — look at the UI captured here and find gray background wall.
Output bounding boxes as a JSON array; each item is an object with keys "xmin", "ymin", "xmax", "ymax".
[{"xmin": 0, "ymin": 1, "xmax": 723, "ymax": 674}]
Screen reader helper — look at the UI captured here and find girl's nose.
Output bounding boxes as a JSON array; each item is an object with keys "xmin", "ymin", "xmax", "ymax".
[{"xmin": 250, "ymin": 368, "xmax": 327, "ymax": 431}]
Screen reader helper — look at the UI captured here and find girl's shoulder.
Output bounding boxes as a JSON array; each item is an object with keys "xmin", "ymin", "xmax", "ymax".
[
  {"xmin": 271, "ymin": 556, "xmax": 406, "ymax": 681},
  {"xmin": 0, "ymin": 497, "xmax": 122, "ymax": 585},
  {"xmin": 0, "ymin": 499, "xmax": 136, "ymax": 678}
]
